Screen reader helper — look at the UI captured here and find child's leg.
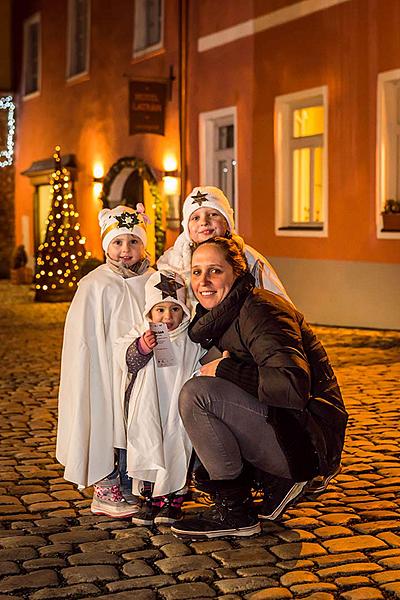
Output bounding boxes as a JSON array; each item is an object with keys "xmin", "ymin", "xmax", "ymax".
[
  {"xmin": 153, "ymin": 490, "xmax": 185, "ymax": 525},
  {"xmin": 103, "ymin": 449, "xmax": 119, "ymax": 480},
  {"xmin": 91, "ymin": 450, "xmax": 140, "ymax": 519},
  {"xmin": 131, "ymin": 481, "xmax": 159, "ymax": 526},
  {"xmin": 117, "ymin": 448, "xmax": 142, "ymax": 507}
]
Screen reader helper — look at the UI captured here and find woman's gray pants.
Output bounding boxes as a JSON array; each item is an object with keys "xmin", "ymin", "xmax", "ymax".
[{"xmin": 179, "ymin": 376, "xmax": 291, "ymax": 480}]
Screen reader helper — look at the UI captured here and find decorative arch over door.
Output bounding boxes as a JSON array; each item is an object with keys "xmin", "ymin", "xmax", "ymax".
[{"xmin": 100, "ymin": 156, "xmax": 165, "ymax": 261}]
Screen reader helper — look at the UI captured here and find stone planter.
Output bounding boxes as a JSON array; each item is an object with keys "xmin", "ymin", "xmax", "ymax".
[
  {"xmin": 381, "ymin": 212, "xmax": 400, "ymax": 231},
  {"xmin": 10, "ymin": 267, "xmax": 33, "ymax": 285}
]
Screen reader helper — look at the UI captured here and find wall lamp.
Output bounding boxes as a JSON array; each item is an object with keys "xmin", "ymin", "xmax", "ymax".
[
  {"xmin": 162, "ymin": 158, "xmax": 180, "ymax": 228},
  {"xmin": 92, "ymin": 164, "xmax": 105, "ymax": 199},
  {"xmin": 93, "ymin": 175, "xmax": 104, "ymax": 183},
  {"xmin": 163, "ymin": 169, "xmax": 180, "ymax": 196},
  {"xmin": 162, "ymin": 168, "xmax": 179, "ymax": 178}
]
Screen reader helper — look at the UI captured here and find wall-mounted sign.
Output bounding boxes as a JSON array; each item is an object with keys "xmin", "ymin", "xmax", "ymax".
[{"xmin": 129, "ymin": 80, "xmax": 167, "ymax": 136}]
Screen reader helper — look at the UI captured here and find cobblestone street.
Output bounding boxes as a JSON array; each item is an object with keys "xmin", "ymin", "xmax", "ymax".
[{"xmin": 0, "ymin": 280, "xmax": 399, "ymax": 600}]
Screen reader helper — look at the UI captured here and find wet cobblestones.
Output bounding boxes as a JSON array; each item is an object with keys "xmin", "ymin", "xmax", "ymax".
[{"xmin": 0, "ymin": 281, "xmax": 399, "ymax": 599}]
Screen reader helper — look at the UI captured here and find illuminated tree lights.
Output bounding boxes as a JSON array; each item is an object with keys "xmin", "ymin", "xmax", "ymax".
[
  {"xmin": 34, "ymin": 146, "xmax": 91, "ymax": 302},
  {"xmin": 0, "ymin": 96, "xmax": 16, "ymax": 168}
]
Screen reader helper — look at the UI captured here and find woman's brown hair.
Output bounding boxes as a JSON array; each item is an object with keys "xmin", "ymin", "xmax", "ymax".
[{"xmin": 192, "ymin": 237, "xmax": 249, "ymax": 278}]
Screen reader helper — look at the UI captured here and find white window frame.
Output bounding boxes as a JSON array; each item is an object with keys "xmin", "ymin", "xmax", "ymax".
[
  {"xmin": 23, "ymin": 13, "xmax": 41, "ymax": 99},
  {"xmin": 133, "ymin": 0, "xmax": 164, "ymax": 59},
  {"xmin": 66, "ymin": 0, "xmax": 91, "ymax": 82},
  {"xmin": 199, "ymin": 106, "xmax": 238, "ymax": 224},
  {"xmin": 376, "ymin": 69, "xmax": 400, "ymax": 240},
  {"xmin": 275, "ymin": 86, "xmax": 328, "ymax": 238}
]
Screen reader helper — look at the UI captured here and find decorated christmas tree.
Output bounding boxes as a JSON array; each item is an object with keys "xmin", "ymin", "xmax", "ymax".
[{"xmin": 34, "ymin": 146, "xmax": 90, "ymax": 302}]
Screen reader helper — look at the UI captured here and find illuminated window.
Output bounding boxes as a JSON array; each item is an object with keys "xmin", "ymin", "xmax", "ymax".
[
  {"xmin": 133, "ymin": 0, "xmax": 164, "ymax": 58},
  {"xmin": 376, "ymin": 69, "xmax": 400, "ymax": 238},
  {"xmin": 67, "ymin": 0, "xmax": 90, "ymax": 79},
  {"xmin": 23, "ymin": 13, "xmax": 41, "ymax": 97},
  {"xmin": 292, "ymin": 105, "xmax": 324, "ymax": 224},
  {"xmin": 275, "ymin": 87, "xmax": 328, "ymax": 237}
]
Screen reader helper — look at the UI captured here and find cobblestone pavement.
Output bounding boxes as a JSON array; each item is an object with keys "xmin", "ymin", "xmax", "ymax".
[{"xmin": 0, "ymin": 280, "xmax": 399, "ymax": 600}]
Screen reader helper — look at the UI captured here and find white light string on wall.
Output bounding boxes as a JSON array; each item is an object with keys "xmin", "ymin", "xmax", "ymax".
[{"xmin": 0, "ymin": 95, "xmax": 16, "ymax": 168}]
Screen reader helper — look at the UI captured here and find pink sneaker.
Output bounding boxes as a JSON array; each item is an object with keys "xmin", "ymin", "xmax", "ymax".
[{"xmin": 91, "ymin": 481, "xmax": 141, "ymax": 518}]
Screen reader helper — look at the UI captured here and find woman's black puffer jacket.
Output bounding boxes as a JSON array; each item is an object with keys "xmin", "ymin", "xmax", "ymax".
[{"xmin": 189, "ymin": 272, "xmax": 348, "ymax": 482}]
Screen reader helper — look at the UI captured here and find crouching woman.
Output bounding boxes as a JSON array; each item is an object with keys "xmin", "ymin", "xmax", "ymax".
[{"xmin": 172, "ymin": 237, "xmax": 348, "ymax": 539}]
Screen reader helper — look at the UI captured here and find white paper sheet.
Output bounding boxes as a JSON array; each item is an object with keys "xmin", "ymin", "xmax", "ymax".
[{"xmin": 150, "ymin": 322, "xmax": 177, "ymax": 368}]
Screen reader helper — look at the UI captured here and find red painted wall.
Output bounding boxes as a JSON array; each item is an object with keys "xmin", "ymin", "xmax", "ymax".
[
  {"xmin": 13, "ymin": 0, "xmax": 400, "ymax": 266},
  {"xmin": 14, "ymin": 0, "xmax": 181, "ymax": 260},
  {"xmin": 187, "ymin": 0, "xmax": 400, "ymax": 264}
]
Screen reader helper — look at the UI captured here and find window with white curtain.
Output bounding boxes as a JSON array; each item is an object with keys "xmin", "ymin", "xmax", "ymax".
[
  {"xmin": 67, "ymin": 0, "xmax": 90, "ymax": 79},
  {"xmin": 133, "ymin": 0, "xmax": 163, "ymax": 58},
  {"xmin": 23, "ymin": 13, "xmax": 41, "ymax": 97},
  {"xmin": 199, "ymin": 107, "xmax": 237, "ymax": 215}
]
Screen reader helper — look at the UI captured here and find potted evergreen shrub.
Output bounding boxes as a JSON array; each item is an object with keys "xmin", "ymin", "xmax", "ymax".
[
  {"xmin": 382, "ymin": 199, "xmax": 400, "ymax": 231},
  {"xmin": 10, "ymin": 245, "xmax": 33, "ymax": 284}
]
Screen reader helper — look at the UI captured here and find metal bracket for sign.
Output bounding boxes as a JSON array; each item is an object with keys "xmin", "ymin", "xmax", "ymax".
[{"xmin": 167, "ymin": 65, "xmax": 176, "ymax": 101}]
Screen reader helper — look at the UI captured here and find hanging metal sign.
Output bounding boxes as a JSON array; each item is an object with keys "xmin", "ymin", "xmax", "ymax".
[{"xmin": 129, "ymin": 80, "xmax": 167, "ymax": 136}]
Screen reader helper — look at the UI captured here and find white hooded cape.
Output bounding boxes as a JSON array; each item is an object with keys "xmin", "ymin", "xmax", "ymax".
[
  {"xmin": 157, "ymin": 232, "xmax": 291, "ymax": 304},
  {"xmin": 56, "ymin": 263, "xmax": 154, "ymax": 488},
  {"xmin": 116, "ymin": 317, "xmax": 204, "ymax": 497}
]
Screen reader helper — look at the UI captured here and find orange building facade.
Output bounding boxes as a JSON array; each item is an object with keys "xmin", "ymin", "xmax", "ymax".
[{"xmin": 6, "ymin": 0, "xmax": 400, "ymax": 328}]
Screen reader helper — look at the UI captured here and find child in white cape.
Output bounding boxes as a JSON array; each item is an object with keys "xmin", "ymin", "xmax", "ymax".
[
  {"xmin": 57, "ymin": 204, "xmax": 154, "ymax": 519},
  {"xmin": 115, "ymin": 270, "xmax": 204, "ymax": 526}
]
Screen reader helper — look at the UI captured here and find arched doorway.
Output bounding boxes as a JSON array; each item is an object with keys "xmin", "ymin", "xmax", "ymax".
[{"xmin": 100, "ymin": 157, "xmax": 165, "ymax": 263}]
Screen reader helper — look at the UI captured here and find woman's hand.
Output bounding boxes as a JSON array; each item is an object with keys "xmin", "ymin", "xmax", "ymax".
[
  {"xmin": 138, "ymin": 330, "xmax": 157, "ymax": 354},
  {"xmin": 200, "ymin": 351, "xmax": 230, "ymax": 376}
]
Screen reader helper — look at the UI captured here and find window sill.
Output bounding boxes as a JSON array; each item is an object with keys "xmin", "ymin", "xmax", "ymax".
[
  {"xmin": 23, "ymin": 90, "xmax": 40, "ymax": 101},
  {"xmin": 131, "ymin": 47, "xmax": 165, "ymax": 64},
  {"xmin": 377, "ymin": 229, "xmax": 400, "ymax": 240},
  {"xmin": 66, "ymin": 72, "xmax": 90, "ymax": 86},
  {"xmin": 275, "ymin": 225, "xmax": 327, "ymax": 238},
  {"xmin": 278, "ymin": 225, "xmax": 324, "ymax": 231}
]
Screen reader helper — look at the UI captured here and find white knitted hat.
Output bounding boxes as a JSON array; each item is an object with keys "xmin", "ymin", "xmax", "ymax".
[
  {"xmin": 182, "ymin": 186, "xmax": 235, "ymax": 241},
  {"xmin": 144, "ymin": 271, "xmax": 190, "ymax": 320},
  {"xmin": 98, "ymin": 204, "xmax": 149, "ymax": 253}
]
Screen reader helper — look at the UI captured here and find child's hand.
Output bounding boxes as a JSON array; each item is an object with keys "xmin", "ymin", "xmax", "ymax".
[{"xmin": 138, "ymin": 330, "xmax": 157, "ymax": 354}]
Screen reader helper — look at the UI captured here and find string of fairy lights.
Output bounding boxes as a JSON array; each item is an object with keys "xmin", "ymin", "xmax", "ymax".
[
  {"xmin": 0, "ymin": 96, "xmax": 16, "ymax": 168},
  {"xmin": 35, "ymin": 146, "xmax": 90, "ymax": 297}
]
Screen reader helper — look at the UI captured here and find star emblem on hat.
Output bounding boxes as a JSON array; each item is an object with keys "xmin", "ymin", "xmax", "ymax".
[
  {"xmin": 191, "ymin": 190, "xmax": 209, "ymax": 206},
  {"xmin": 115, "ymin": 211, "xmax": 140, "ymax": 229},
  {"xmin": 155, "ymin": 273, "xmax": 184, "ymax": 299}
]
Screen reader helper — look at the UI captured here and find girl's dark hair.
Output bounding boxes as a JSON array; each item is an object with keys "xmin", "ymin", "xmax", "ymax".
[{"xmin": 192, "ymin": 237, "xmax": 249, "ymax": 277}]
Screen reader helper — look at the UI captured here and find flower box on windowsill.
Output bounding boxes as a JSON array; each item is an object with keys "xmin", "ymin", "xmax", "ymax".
[{"xmin": 381, "ymin": 212, "xmax": 400, "ymax": 231}]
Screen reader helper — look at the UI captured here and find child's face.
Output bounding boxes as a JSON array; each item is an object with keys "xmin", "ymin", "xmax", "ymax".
[
  {"xmin": 150, "ymin": 301, "xmax": 184, "ymax": 331},
  {"xmin": 188, "ymin": 208, "xmax": 228, "ymax": 243},
  {"xmin": 107, "ymin": 234, "xmax": 145, "ymax": 266}
]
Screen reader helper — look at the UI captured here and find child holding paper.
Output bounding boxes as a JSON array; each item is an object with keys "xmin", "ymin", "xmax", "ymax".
[{"xmin": 116, "ymin": 270, "xmax": 204, "ymax": 525}]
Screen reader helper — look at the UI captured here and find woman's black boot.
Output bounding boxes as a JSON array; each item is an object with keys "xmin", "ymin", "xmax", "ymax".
[
  {"xmin": 171, "ymin": 474, "xmax": 260, "ymax": 539},
  {"xmin": 258, "ymin": 473, "xmax": 307, "ymax": 520}
]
